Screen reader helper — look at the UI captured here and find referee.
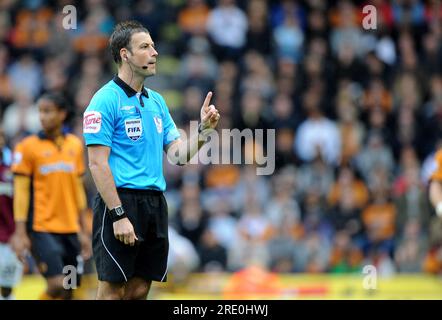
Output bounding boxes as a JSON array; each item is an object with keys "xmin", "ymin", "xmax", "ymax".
[{"xmin": 83, "ymin": 21, "xmax": 220, "ymax": 300}]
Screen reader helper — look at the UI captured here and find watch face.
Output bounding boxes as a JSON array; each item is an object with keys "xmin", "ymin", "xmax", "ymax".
[{"xmin": 115, "ymin": 207, "xmax": 124, "ymax": 216}]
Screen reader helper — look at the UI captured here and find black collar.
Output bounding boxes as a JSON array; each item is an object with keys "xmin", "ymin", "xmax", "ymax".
[{"xmin": 113, "ymin": 75, "xmax": 149, "ymax": 98}]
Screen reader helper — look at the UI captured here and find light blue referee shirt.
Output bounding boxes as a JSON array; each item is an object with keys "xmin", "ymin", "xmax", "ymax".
[{"xmin": 83, "ymin": 76, "xmax": 180, "ymax": 191}]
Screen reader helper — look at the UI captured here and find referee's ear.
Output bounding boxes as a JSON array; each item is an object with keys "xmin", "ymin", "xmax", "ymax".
[{"xmin": 119, "ymin": 48, "xmax": 129, "ymax": 64}]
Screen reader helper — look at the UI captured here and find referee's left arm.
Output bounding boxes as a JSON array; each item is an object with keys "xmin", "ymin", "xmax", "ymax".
[{"xmin": 165, "ymin": 91, "xmax": 220, "ymax": 165}]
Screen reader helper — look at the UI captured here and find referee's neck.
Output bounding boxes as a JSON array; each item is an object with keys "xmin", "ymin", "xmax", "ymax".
[{"xmin": 117, "ymin": 70, "xmax": 145, "ymax": 93}]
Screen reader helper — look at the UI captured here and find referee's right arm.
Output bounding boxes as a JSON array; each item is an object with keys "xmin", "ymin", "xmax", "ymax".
[
  {"xmin": 88, "ymin": 145, "xmax": 121, "ymax": 209},
  {"xmin": 88, "ymin": 145, "xmax": 138, "ymax": 246}
]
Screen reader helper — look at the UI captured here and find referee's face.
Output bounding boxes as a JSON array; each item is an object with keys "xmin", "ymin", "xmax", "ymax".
[{"xmin": 128, "ymin": 32, "xmax": 158, "ymax": 77}]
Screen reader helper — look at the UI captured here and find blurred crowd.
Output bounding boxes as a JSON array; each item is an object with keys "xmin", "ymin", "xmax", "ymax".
[{"xmin": 1, "ymin": 0, "xmax": 442, "ymax": 277}]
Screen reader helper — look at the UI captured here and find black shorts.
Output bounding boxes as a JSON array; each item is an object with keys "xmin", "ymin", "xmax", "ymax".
[
  {"xmin": 30, "ymin": 232, "xmax": 82, "ymax": 285},
  {"xmin": 92, "ymin": 188, "xmax": 169, "ymax": 283}
]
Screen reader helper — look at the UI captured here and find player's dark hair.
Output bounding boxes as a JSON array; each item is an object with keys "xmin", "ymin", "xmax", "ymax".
[
  {"xmin": 39, "ymin": 92, "xmax": 69, "ymax": 111},
  {"xmin": 109, "ymin": 20, "xmax": 149, "ymax": 65},
  {"xmin": 38, "ymin": 91, "xmax": 74, "ymax": 125}
]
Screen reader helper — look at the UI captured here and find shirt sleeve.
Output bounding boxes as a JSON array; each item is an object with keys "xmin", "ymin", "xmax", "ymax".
[
  {"xmin": 83, "ymin": 89, "xmax": 118, "ymax": 147},
  {"xmin": 159, "ymin": 95, "xmax": 180, "ymax": 147},
  {"xmin": 430, "ymin": 150, "xmax": 442, "ymax": 181},
  {"xmin": 11, "ymin": 140, "xmax": 33, "ymax": 176}
]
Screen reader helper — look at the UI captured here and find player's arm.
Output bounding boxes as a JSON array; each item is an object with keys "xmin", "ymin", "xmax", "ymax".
[
  {"xmin": 75, "ymin": 176, "xmax": 88, "ymax": 226},
  {"xmin": 165, "ymin": 91, "xmax": 220, "ymax": 165},
  {"xmin": 87, "ymin": 145, "xmax": 138, "ymax": 246},
  {"xmin": 10, "ymin": 174, "xmax": 32, "ymax": 262},
  {"xmin": 75, "ymin": 176, "xmax": 92, "ymax": 259},
  {"xmin": 429, "ymin": 179, "xmax": 442, "ymax": 218},
  {"xmin": 13, "ymin": 175, "xmax": 30, "ymax": 223}
]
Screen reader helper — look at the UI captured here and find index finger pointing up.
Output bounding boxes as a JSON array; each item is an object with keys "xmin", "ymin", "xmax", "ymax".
[{"xmin": 203, "ymin": 91, "xmax": 212, "ymax": 111}]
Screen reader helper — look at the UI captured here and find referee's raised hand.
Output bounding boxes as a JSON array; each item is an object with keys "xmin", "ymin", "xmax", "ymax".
[
  {"xmin": 113, "ymin": 218, "xmax": 138, "ymax": 246},
  {"xmin": 200, "ymin": 91, "xmax": 220, "ymax": 130}
]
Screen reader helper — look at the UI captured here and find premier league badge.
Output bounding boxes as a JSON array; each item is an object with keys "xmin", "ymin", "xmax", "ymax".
[{"xmin": 125, "ymin": 118, "xmax": 143, "ymax": 141}]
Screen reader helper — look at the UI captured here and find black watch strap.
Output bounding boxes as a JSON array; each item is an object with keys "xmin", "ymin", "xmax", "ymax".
[
  {"xmin": 198, "ymin": 122, "xmax": 204, "ymax": 134},
  {"xmin": 109, "ymin": 205, "xmax": 127, "ymax": 222},
  {"xmin": 198, "ymin": 123, "xmax": 213, "ymax": 141}
]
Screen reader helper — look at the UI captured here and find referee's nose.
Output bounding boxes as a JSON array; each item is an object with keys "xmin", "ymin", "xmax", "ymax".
[{"xmin": 150, "ymin": 46, "xmax": 158, "ymax": 57}]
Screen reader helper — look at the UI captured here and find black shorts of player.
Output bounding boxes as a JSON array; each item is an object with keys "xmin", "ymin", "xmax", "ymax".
[
  {"xmin": 92, "ymin": 188, "xmax": 169, "ymax": 283},
  {"xmin": 29, "ymin": 232, "xmax": 82, "ymax": 286}
]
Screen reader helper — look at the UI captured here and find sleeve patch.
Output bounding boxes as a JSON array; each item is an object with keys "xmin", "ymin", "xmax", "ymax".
[{"xmin": 83, "ymin": 111, "xmax": 102, "ymax": 133}]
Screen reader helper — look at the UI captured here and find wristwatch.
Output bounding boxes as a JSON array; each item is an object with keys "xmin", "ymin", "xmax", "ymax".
[
  {"xmin": 198, "ymin": 122, "xmax": 213, "ymax": 141},
  {"xmin": 198, "ymin": 122, "xmax": 205, "ymax": 134},
  {"xmin": 109, "ymin": 205, "xmax": 127, "ymax": 222}
]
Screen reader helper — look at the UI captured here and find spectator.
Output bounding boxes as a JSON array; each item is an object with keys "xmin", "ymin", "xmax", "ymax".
[
  {"xmin": 275, "ymin": 128, "xmax": 297, "ymax": 170},
  {"xmin": 329, "ymin": 1, "xmax": 365, "ymax": 58},
  {"xmin": 328, "ymin": 165, "xmax": 369, "ymax": 210},
  {"xmin": 0, "ymin": 45, "xmax": 13, "ymax": 111},
  {"xmin": 168, "ymin": 226, "xmax": 200, "ymax": 283},
  {"xmin": 198, "ymin": 229, "xmax": 228, "ymax": 272},
  {"xmin": 361, "ymin": 78, "xmax": 393, "ymax": 113},
  {"xmin": 356, "ymin": 131, "xmax": 395, "ymax": 183},
  {"xmin": 267, "ymin": 201, "xmax": 302, "ymax": 273},
  {"xmin": 207, "ymin": 0, "xmax": 248, "ymax": 61},
  {"xmin": 273, "ymin": 14, "xmax": 304, "ymax": 63},
  {"xmin": 177, "ymin": 36, "xmax": 218, "ymax": 91},
  {"xmin": 9, "ymin": 6, "xmax": 52, "ymax": 52},
  {"xmin": 294, "ymin": 88, "xmax": 341, "ymax": 165},
  {"xmin": 361, "ymin": 185, "xmax": 397, "ymax": 257},
  {"xmin": 228, "ymin": 199, "xmax": 272, "ymax": 271},
  {"xmin": 328, "ymin": 188, "xmax": 363, "ymax": 240},
  {"xmin": 175, "ymin": 184, "xmax": 208, "ymax": 248},
  {"xmin": 246, "ymin": 0, "xmax": 272, "ymax": 56},
  {"xmin": 266, "ymin": 167, "xmax": 301, "ymax": 231},
  {"xmin": 293, "ymin": 232, "xmax": 331, "ymax": 273},
  {"xmin": 2, "ymin": 91, "xmax": 41, "ymax": 145},
  {"xmin": 393, "ymin": 150, "xmax": 432, "ymax": 235},
  {"xmin": 329, "ymin": 231, "xmax": 363, "ymax": 273},
  {"xmin": 178, "ymin": 0, "xmax": 210, "ymax": 37},
  {"xmin": 394, "ymin": 219, "xmax": 427, "ymax": 273},
  {"xmin": 8, "ymin": 53, "xmax": 42, "ymax": 100},
  {"xmin": 206, "ymin": 196, "xmax": 238, "ymax": 252},
  {"xmin": 336, "ymin": 96, "xmax": 365, "ymax": 164},
  {"xmin": 297, "ymin": 152, "xmax": 334, "ymax": 200}
]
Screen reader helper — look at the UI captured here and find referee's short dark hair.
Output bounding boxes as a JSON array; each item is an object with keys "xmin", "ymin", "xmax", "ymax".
[{"xmin": 109, "ymin": 20, "xmax": 150, "ymax": 65}]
